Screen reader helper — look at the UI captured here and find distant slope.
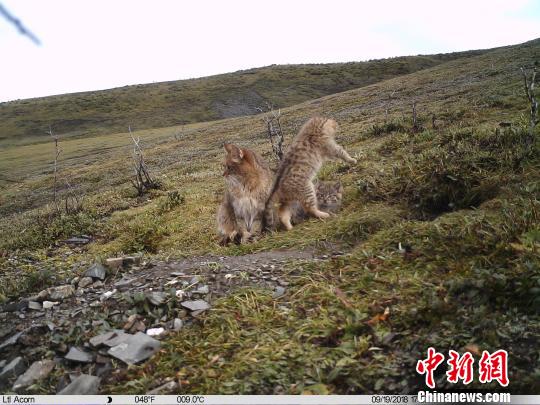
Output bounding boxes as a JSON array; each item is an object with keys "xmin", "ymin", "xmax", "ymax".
[{"xmin": 0, "ymin": 49, "xmax": 489, "ymax": 143}]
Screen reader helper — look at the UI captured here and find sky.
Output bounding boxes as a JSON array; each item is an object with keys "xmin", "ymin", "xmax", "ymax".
[{"xmin": 1, "ymin": 0, "xmax": 540, "ymax": 102}]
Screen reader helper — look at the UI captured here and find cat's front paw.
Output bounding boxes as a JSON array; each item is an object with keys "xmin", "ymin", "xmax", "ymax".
[{"xmin": 347, "ymin": 157, "xmax": 357, "ymax": 165}]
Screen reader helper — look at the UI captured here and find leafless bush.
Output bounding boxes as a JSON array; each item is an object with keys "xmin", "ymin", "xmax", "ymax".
[
  {"xmin": 47, "ymin": 126, "xmax": 84, "ymax": 214},
  {"xmin": 129, "ymin": 126, "xmax": 160, "ymax": 196},
  {"xmin": 521, "ymin": 66, "xmax": 538, "ymax": 149},
  {"xmin": 256, "ymin": 103, "xmax": 285, "ymax": 161}
]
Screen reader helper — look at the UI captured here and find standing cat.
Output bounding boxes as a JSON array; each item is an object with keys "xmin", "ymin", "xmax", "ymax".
[
  {"xmin": 217, "ymin": 143, "xmax": 273, "ymax": 245},
  {"xmin": 263, "ymin": 116, "xmax": 356, "ymax": 231}
]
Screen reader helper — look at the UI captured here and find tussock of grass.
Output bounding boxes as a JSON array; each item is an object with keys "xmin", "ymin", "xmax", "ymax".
[{"xmin": 359, "ymin": 125, "xmax": 537, "ymax": 218}]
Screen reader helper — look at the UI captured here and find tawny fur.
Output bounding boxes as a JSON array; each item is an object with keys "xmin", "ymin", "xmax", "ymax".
[
  {"xmin": 217, "ymin": 144, "xmax": 273, "ymax": 245},
  {"xmin": 264, "ymin": 116, "xmax": 356, "ymax": 231},
  {"xmin": 290, "ymin": 181, "xmax": 343, "ymax": 224}
]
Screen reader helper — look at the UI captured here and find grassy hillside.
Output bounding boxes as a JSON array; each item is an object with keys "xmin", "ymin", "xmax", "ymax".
[
  {"xmin": 0, "ymin": 49, "xmax": 489, "ymax": 147},
  {"xmin": 0, "ymin": 39, "xmax": 539, "ymax": 394}
]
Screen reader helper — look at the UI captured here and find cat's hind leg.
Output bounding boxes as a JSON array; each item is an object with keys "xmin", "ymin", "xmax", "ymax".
[{"xmin": 300, "ymin": 182, "xmax": 330, "ymax": 219}]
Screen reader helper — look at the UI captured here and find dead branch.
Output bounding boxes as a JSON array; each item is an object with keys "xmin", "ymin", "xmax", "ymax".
[
  {"xmin": 129, "ymin": 126, "xmax": 160, "ymax": 196},
  {"xmin": 521, "ymin": 66, "xmax": 538, "ymax": 149},
  {"xmin": 412, "ymin": 101, "xmax": 419, "ymax": 133},
  {"xmin": 256, "ymin": 102, "xmax": 285, "ymax": 161},
  {"xmin": 47, "ymin": 126, "xmax": 61, "ymax": 210}
]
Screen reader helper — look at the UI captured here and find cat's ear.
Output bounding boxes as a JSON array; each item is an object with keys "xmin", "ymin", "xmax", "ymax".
[
  {"xmin": 224, "ymin": 143, "xmax": 244, "ymax": 161},
  {"xmin": 335, "ymin": 182, "xmax": 344, "ymax": 193}
]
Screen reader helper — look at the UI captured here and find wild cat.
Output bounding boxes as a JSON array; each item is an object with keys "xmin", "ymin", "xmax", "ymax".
[
  {"xmin": 290, "ymin": 180, "xmax": 344, "ymax": 224},
  {"xmin": 217, "ymin": 143, "xmax": 273, "ymax": 245},
  {"xmin": 263, "ymin": 116, "xmax": 356, "ymax": 231}
]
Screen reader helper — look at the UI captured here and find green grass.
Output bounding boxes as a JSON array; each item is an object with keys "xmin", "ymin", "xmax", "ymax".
[{"xmin": 0, "ymin": 38, "xmax": 539, "ymax": 393}]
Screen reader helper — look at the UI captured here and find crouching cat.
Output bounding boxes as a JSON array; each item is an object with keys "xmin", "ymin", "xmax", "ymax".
[
  {"xmin": 290, "ymin": 180, "xmax": 343, "ymax": 224},
  {"xmin": 217, "ymin": 143, "xmax": 273, "ymax": 245},
  {"xmin": 263, "ymin": 116, "xmax": 356, "ymax": 231}
]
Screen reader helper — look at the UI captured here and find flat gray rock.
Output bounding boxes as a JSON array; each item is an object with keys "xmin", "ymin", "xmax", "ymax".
[
  {"xmin": 58, "ymin": 374, "xmax": 100, "ymax": 394},
  {"xmin": 0, "ymin": 357, "xmax": 25, "ymax": 387},
  {"xmin": 65, "ymin": 347, "xmax": 93, "ymax": 363},
  {"xmin": 48, "ymin": 285, "xmax": 75, "ymax": 301},
  {"xmin": 181, "ymin": 300, "xmax": 210, "ymax": 312},
  {"xmin": 12, "ymin": 359, "xmax": 55, "ymax": 391},
  {"xmin": 107, "ymin": 332, "xmax": 160, "ymax": 365},
  {"xmin": 0, "ymin": 332, "xmax": 23, "ymax": 351},
  {"xmin": 146, "ymin": 291, "xmax": 167, "ymax": 306},
  {"xmin": 89, "ymin": 330, "xmax": 130, "ymax": 348},
  {"xmin": 84, "ymin": 263, "xmax": 107, "ymax": 280},
  {"xmin": 28, "ymin": 301, "xmax": 42, "ymax": 310},
  {"xmin": 64, "ymin": 237, "xmax": 91, "ymax": 245}
]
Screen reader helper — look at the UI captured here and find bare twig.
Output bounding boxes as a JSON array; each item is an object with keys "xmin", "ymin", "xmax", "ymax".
[
  {"xmin": 521, "ymin": 66, "xmax": 538, "ymax": 149},
  {"xmin": 412, "ymin": 101, "xmax": 419, "ymax": 133},
  {"xmin": 256, "ymin": 102, "xmax": 285, "ymax": 161},
  {"xmin": 47, "ymin": 126, "xmax": 61, "ymax": 210},
  {"xmin": 384, "ymin": 89, "xmax": 397, "ymax": 122},
  {"xmin": 0, "ymin": 3, "xmax": 40, "ymax": 45},
  {"xmin": 129, "ymin": 126, "xmax": 160, "ymax": 196}
]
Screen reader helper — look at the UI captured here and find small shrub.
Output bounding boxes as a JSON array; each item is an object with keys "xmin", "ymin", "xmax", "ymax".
[
  {"xmin": 369, "ymin": 121, "xmax": 407, "ymax": 137},
  {"xmin": 157, "ymin": 191, "xmax": 185, "ymax": 213}
]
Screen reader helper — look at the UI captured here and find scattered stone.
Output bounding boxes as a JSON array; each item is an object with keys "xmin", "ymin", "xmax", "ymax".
[
  {"xmin": 28, "ymin": 301, "xmax": 42, "ymax": 310},
  {"xmin": 0, "ymin": 357, "xmax": 25, "ymax": 387},
  {"xmin": 101, "ymin": 290, "xmax": 117, "ymax": 301},
  {"xmin": 146, "ymin": 327, "xmax": 165, "ymax": 337},
  {"xmin": 0, "ymin": 360, "xmax": 5, "ymax": 369},
  {"xmin": 58, "ymin": 374, "xmax": 100, "ymax": 395},
  {"xmin": 2, "ymin": 300, "xmax": 28, "ymax": 312},
  {"xmin": 0, "ymin": 332, "xmax": 23, "ymax": 351},
  {"xmin": 71, "ymin": 276, "xmax": 80, "ymax": 286},
  {"xmin": 114, "ymin": 277, "xmax": 135, "ymax": 290},
  {"xmin": 37, "ymin": 290, "xmax": 49, "ymax": 301},
  {"xmin": 124, "ymin": 255, "xmax": 142, "ymax": 266},
  {"xmin": 190, "ymin": 276, "xmax": 201, "ymax": 285},
  {"xmin": 65, "ymin": 347, "xmax": 93, "ymax": 363},
  {"xmin": 64, "ymin": 236, "xmax": 91, "ymax": 245},
  {"xmin": 90, "ymin": 330, "xmax": 131, "ymax": 348},
  {"xmin": 148, "ymin": 380, "xmax": 178, "ymax": 394},
  {"xmin": 107, "ymin": 332, "xmax": 160, "ymax": 365},
  {"xmin": 42, "ymin": 301, "xmax": 59, "ymax": 310},
  {"xmin": 273, "ymin": 286, "xmax": 286, "ymax": 299},
  {"xmin": 172, "ymin": 318, "xmax": 183, "ymax": 331},
  {"xmin": 12, "ymin": 359, "xmax": 55, "ymax": 391},
  {"xmin": 194, "ymin": 285, "xmax": 209, "ymax": 294},
  {"xmin": 78, "ymin": 277, "xmax": 93, "ymax": 288},
  {"xmin": 48, "ymin": 285, "xmax": 75, "ymax": 301},
  {"xmin": 123, "ymin": 314, "xmax": 146, "ymax": 333},
  {"xmin": 146, "ymin": 291, "xmax": 167, "ymax": 306},
  {"xmin": 84, "ymin": 263, "xmax": 107, "ymax": 280},
  {"xmin": 92, "ymin": 281, "xmax": 104, "ymax": 289},
  {"xmin": 106, "ymin": 257, "xmax": 124, "ymax": 269},
  {"xmin": 181, "ymin": 300, "xmax": 210, "ymax": 312}
]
